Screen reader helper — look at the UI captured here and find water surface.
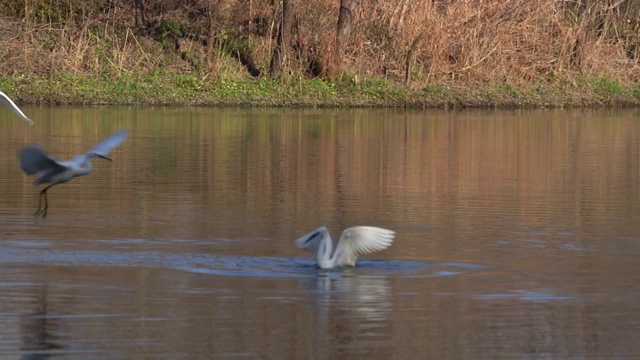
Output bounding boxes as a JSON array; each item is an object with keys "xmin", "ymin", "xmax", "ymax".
[{"xmin": 1, "ymin": 107, "xmax": 639, "ymax": 358}]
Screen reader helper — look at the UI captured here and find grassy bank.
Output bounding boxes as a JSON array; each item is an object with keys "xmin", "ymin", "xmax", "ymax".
[
  {"xmin": 1, "ymin": 0, "xmax": 640, "ymax": 108},
  {"xmin": 2, "ymin": 72, "xmax": 638, "ymax": 108}
]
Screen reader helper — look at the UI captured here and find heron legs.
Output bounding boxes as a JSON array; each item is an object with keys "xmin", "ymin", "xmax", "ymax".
[{"xmin": 34, "ymin": 185, "xmax": 54, "ymax": 219}]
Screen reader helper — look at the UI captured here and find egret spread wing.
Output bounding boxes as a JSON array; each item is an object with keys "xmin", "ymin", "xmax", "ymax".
[
  {"xmin": 333, "ymin": 226, "xmax": 395, "ymax": 266},
  {"xmin": 19, "ymin": 145, "xmax": 68, "ymax": 184},
  {"xmin": 88, "ymin": 129, "xmax": 129, "ymax": 158},
  {"xmin": 0, "ymin": 91, "xmax": 33, "ymax": 125},
  {"xmin": 295, "ymin": 226, "xmax": 329, "ymax": 254}
]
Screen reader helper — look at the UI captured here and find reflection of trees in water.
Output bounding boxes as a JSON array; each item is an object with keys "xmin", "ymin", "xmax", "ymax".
[
  {"xmin": 307, "ymin": 271, "xmax": 393, "ymax": 359},
  {"xmin": 20, "ymin": 286, "xmax": 61, "ymax": 360}
]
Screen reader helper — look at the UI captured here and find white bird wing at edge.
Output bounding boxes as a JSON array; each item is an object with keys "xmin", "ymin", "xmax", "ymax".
[
  {"xmin": 294, "ymin": 226, "xmax": 328, "ymax": 254},
  {"xmin": 333, "ymin": 226, "xmax": 395, "ymax": 266},
  {"xmin": 0, "ymin": 91, "xmax": 34, "ymax": 125}
]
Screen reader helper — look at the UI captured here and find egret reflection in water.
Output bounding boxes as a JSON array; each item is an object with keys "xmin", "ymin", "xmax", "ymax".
[
  {"xmin": 312, "ymin": 272, "xmax": 392, "ymax": 321},
  {"xmin": 305, "ymin": 272, "xmax": 393, "ymax": 358},
  {"xmin": 19, "ymin": 129, "xmax": 128, "ymax": 218},
  {"xmin": 295, "ymin": 226, "xmax": 395, "ymax": 269}
]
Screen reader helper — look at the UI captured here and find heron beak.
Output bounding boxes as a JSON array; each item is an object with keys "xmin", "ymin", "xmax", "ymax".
[{"xmin": 95, "ymin": 154, "xmax": 112, "ymax": 161}]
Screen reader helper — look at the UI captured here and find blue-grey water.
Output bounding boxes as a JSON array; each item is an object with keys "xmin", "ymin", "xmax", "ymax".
[{"xmin": 1, "ymin": 107, "xmax": 639, "ymax": 358}]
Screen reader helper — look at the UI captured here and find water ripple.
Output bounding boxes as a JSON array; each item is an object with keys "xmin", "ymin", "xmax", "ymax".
[{"xmin": 0, "ymin": 245, "xmax": 486, "ymax": 279}]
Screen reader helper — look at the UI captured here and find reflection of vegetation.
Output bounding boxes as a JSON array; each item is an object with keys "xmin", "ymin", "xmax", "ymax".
[{"xmin": 3, "ymin": 108, "xmax": 640, "ymax": 260}]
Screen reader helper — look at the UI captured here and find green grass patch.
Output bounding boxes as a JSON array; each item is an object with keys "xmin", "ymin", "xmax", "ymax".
[
  {"xmin": 632, "ymin": 84, "xmax": 640, "ymax": 101},
  {"xmin": 422, "ymin": 84, "xmax": 449, "ymax": 98},
  {"xmin": 1, "ymin": 71, "xmax": 639, "ymax": 108},
  {"xmin": 591, "ymin": 77, "xmax": 626, "ymax": 98}
]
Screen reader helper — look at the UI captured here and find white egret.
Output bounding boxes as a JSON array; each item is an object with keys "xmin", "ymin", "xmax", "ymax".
[
  {"xmin": 19, "ymin": 129, "xmax": 128, "ymax": 218},
  {"xmin": 295, "ymin": 226, "xmax": 395, "ymax": 269},
  {"xmin": 0, "ymin": 90, "xmax": 33, "ymax": 124}
]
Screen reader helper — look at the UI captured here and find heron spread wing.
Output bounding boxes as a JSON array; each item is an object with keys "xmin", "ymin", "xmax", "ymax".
[
  {"xmin": 0, "ymin": 91, "xmax": 33, "ymax": 125},
  {"xmin": 19, "ymin": 145, "xmax": 68, "ymax": 184},
  {"xmin": 334, "ymin": 226, "xmax": 395, "ymax": 266},
  {"xmin": 88, "ymin": 129, "xmax": 129, "ymax": 158},
  {"xmin": 295, "ymin": 226, "xmax": 329, "ymax": 254}
]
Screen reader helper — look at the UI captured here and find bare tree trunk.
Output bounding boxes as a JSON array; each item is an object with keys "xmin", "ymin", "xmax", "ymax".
[
  {"xmin": 205, "ymin": 0, "xmax": 230, "ymax": 67},
  {"xmin": 405, "ymin": 30, "xmax": 427, "ymax": 86},
  {"xmin": 389, "ymin": 0, "xmax": 411, "ymax": 34},
  {"xmin": 395, "ymin": 0, "xmax": 411, "ymax": 33},
  {"xmin": 134, "ymin": 0, "xmax": 147, "ymax": 28},
  {"xmin": 270, "ymin": 0, "xmax": 295, "ymax": 77},
  {"xmin": 335, "ymin": 0, "xmax": 361, "ymax": 72}
]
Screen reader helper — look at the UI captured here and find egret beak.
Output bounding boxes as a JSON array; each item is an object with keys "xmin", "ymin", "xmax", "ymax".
[
  {"xmin": 304, "ymin": 231, "xmax": 321, "ymax": 246},
  {"xmin": 95, "ymin": 154, "xmax": 112, "ymax": 161}
]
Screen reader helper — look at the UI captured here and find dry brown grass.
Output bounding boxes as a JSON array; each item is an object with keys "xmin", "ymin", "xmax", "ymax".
[
  {"xmin": 0, "ymin": 0, "xmax": 639, "ymax": 89},
  {"xmin": 345, "ymin": 0, "xmax": 640, "ymax": 85},
  {"xmin": 0, "ymin": 7, "xmax": 159, "ymax": 77}
]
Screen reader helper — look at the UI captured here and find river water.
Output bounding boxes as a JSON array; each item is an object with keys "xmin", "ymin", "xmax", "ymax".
[{"xmin": 0, "ymin": 107, "xmax": 639, "ymax": 358}]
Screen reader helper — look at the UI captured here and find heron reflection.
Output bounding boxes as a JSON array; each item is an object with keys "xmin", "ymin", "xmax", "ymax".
[{"xmin": 20, "ymin": 286, "xmax": 61, "ymax": 360}]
